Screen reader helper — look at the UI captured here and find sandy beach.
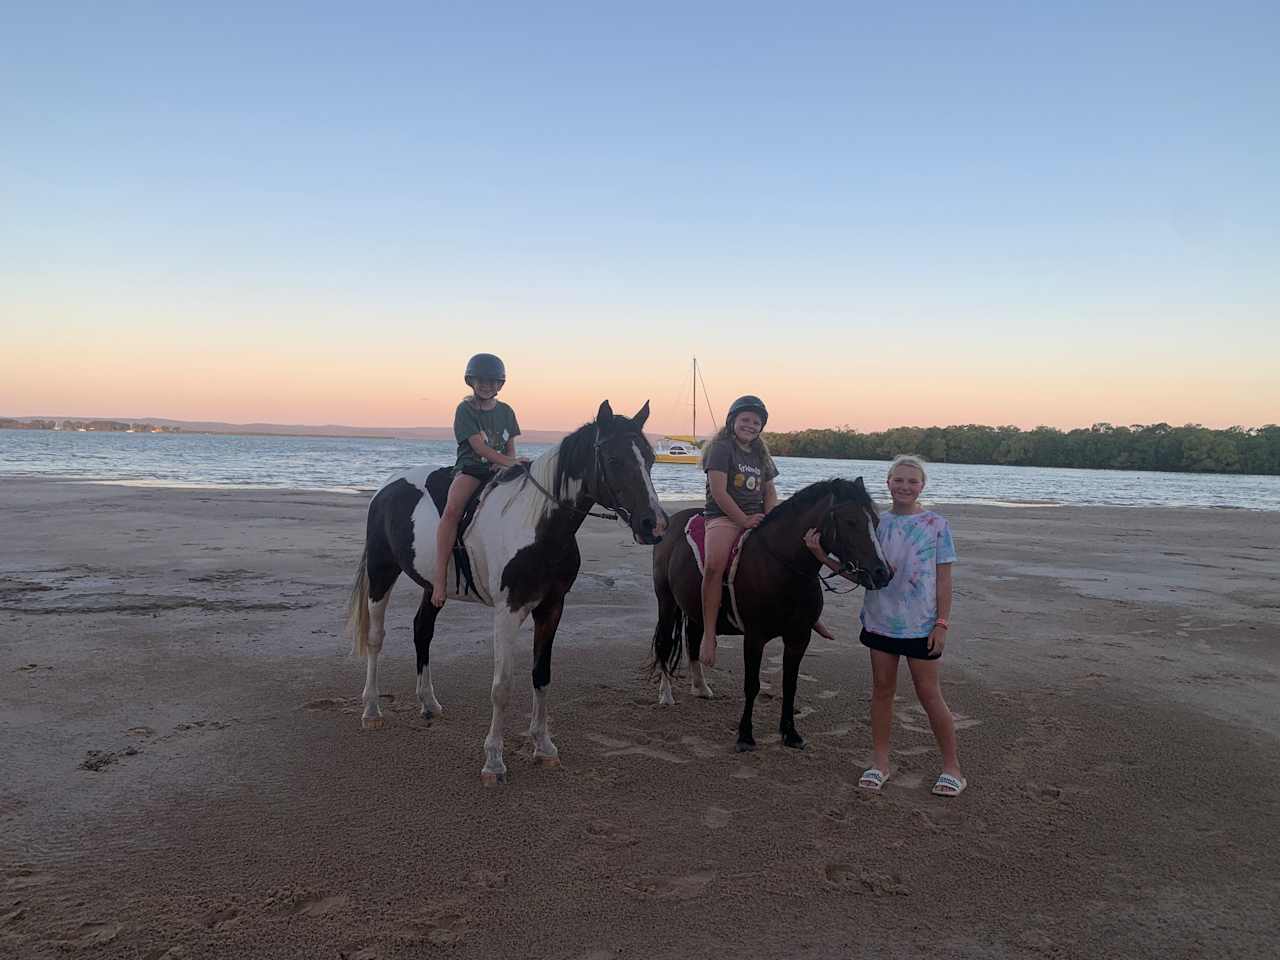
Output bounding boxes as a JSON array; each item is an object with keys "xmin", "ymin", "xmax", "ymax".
[{"xmin": 1, "ymin": 478, "xmax": 1278, "ymax": 959}]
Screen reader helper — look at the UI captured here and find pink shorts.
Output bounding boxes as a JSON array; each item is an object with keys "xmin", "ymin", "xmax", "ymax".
[{"xmin": 704, "ymin": 516, "xmax": 741, "ymax": 533}]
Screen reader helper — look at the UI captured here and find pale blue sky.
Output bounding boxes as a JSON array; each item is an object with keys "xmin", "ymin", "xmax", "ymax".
[{"xmin": 2, "ymin": 2, "xmax": 1277, "ymax": 430}]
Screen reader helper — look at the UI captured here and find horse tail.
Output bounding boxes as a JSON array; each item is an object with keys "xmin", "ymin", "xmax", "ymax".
[
  {"xmin": 650, "ymin": 599, "xmax": 683, "ymax": 678},
  {"xmin": 344, "ymin": 545, "xmax": 370, "ymax": 657}
]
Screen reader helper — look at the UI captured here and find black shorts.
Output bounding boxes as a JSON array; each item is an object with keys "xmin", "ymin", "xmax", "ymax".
[
  {"xmin": 453, "ymin": 462, "xmax": 492, "ymax": 482},
  {"xmin": 859, "ymin": 627, "xmax": 940, "ymax": 661}
]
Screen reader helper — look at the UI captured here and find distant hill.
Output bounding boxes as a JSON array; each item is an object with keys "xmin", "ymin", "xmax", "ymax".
[{"xmin": 3, "ymin": 416, "xmax": 572, "ymax": 444}]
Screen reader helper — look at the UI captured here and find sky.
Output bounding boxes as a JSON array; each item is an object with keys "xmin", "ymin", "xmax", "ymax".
[{"xmin": 2, "ymin": 2, "xmax": 1277, "ymax": 434}]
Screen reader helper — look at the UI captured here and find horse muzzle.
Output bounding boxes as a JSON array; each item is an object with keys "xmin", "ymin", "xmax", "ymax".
[{"xmin": 632, "ymin": 509, "xmax": 668, "ymax": 545}]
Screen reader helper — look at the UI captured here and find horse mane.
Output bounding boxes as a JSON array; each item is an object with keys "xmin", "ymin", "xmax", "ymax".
[
  {"xmin": 756, "ymin": 478, "xmax": 873, "ymax": 530},
  {"xmin": 552, "ymin": 416, "xmax": 652, "ymax": 501}
]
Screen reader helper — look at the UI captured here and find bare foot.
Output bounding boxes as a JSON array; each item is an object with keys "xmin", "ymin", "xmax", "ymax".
[
  {"xmin": 701, "ymin": 635, "xmax": 717, "ymax": 669},
  {"xmin": 813, "ymin": 619, "xmax": 836, "ymax": 641},
  {"xmin": 430, "ymin": 582, "xmax": 447, "ymax": 608}
]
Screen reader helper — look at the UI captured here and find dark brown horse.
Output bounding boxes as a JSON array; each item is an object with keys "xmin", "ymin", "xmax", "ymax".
[{"xmin": 650, "ymin": 478, "xmax": 892, "ymax": 751}]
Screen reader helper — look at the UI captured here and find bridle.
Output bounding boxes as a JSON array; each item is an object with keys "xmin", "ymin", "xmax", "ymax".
[
  {"xmin": 517, "ymin": 428, "xmax": 650, "ymax": 526},
  {"xmin": 754, "ymin": 499, "xmax": 872, "ymax": 594}
]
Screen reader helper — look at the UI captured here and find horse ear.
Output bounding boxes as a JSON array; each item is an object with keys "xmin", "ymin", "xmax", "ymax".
[
  {"xmin": 596, "ymin": 400, "xmax": 614, "ymax": 427},
  {"xmin": 632, "ymin": 400, "xmax": 650, "ymax": 429},
  {"xmin": 853, "ymin": 476, "xmax": 865, "ymax": 490}
]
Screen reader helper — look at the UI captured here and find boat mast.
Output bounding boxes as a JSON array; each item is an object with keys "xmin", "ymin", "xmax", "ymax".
[{"xmin": 692, "ymin": 357, "xmax": 697, "ymax": 440}]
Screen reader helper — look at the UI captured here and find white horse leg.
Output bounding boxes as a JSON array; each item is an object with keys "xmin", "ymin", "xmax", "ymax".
[
  {"xmin": 690, "ymin": 659, "xmax": 715, "ymax": 699},
  {"xmin": 416, "ymin": 665, "xmax": 444, "ymax": 719},
  {"xmin": 529, "ymin": 685, "xmax": 558, "ymax": 764},
  {"xmin": 361, "ymin": 595, "xmax": 390, "ymax": 729},
  {"xmin": 482, "ymin": 607, "xmax": 524, "ymax": 785},
  {"xmin": 657, "ymin": 672, "xmax": 676, "ymax": 706}
]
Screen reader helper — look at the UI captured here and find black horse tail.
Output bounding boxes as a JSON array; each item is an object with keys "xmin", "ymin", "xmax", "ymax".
[{"xmin": 650, "ymin": 600, "xmax": 684, "ymax": 678}]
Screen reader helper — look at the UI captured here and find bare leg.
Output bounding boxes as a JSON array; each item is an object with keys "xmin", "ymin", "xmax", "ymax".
[
  {"xmin": 432, "ymin": 473, "xmax": 481, "ymax": 607},
  {"xmin": 907, "ymin": 657, "xmax": 962, "ymax": 778},
  {"xmin": 867, "ymin": 649, "xmax": 900, "ymax": 772},
  {"xmin": 700, "ymin": 523, "xmax": 738, "ymax": 669}
]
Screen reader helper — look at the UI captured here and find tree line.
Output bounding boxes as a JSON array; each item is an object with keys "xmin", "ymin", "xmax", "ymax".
[{"xmin": 762, "ymin": 423, "xmax": 1280, "ymax": 475}]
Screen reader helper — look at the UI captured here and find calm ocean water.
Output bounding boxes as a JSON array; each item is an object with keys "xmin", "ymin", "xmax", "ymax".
[{"xmin": 3, "ymin": 430, "xmax": 1279, "ymax": 511}]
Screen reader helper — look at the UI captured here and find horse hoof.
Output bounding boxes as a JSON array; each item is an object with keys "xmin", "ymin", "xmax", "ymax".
[
  {"xmin": 692, "ymin": 685, "xmax": 714, "ymax": 700},
  {"xmin": 736, "ymin": 739, "xmax": 756, "ymax": 753},
  {"xmin": 658, "ymin": 690, "xmax": 675, "ymax": 706},
  {"xmin": 481, "ymin": 771, "xmax": 508, "ymax": 787},
  {"xmin": 782, "ymin": 734, "xmax": 806, "ymax": 750},
  {"xmin": 421, "ymin": 707, "xmax": 443, "ymax": 720},
  {"xmin": 361, "ymin": 716, "xmax": 385, "ymax": 730},
  {"xmin": 533, "ymin": 755, "xmax": 561, "ymax": 767}
]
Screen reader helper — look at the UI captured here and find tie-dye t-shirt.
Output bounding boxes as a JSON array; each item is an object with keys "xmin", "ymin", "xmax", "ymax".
[{"xmin": 859, "ymin": 510, "xmax": 957, "ymax": 639}]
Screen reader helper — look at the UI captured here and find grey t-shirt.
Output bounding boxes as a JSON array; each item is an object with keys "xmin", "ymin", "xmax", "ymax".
[
  {"xmin": 454, "ymin": 400, "xmax": 521, "ymax": 470},
  {"xmin": 703, "ymin": 438, "xmax": 777, "ymax": 518}
]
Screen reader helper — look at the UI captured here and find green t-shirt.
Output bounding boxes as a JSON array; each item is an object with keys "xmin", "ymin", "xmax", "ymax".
[
  {"xmin": 703, "ymin": 437, "xmax": 777, "ymax": 518},
  {"xmin": 454, "ymin": 400, "xmax": 521, "ymax": 470}
]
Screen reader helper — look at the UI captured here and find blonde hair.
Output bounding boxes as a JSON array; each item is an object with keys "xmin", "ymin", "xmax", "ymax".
[{"xmin": 887, "ymin": 454, "xmax": 927, "ymax": 483}]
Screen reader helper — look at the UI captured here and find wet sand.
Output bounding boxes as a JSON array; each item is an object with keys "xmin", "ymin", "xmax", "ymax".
[{"xmin": 1, "ymin": 478, "xmax": 1278, "ymax": 959}]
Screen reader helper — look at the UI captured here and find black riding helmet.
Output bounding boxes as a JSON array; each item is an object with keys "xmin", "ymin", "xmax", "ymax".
[
  {"xmin": 464, "ymin": 353, "xmax": 506, "ymax": 386},
  {"xmin": 726, "ymin": 394, "xmax": 768, "ymax": 430}
]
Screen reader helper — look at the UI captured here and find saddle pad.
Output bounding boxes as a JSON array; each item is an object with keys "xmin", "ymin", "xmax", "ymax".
[{"xmin": 684, "ymin": 513, "xmax": 749, "ymax": 631}]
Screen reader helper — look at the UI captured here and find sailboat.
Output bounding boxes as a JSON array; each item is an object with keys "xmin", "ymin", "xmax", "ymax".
[{"xmin": 655, "ymin": 357, "xmax": 716, "ymax": 465}]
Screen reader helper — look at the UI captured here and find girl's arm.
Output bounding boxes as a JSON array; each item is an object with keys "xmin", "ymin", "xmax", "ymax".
[
  {"xmin": 467, "ymin": 434, "xmax": 518, "ymax": 469},
  {"xmin": 801, "ymin": 529, "xmax": 859, "ymax": 582},
  {"xmin": 504, "ymin": 437, "xmax": 529, "ymax": 464},
  {"xmin": 928, "ymin": 562, "xmax": 954, "ymax": 654},
  {"xmin": 708, "ymin": 470, "xmax": 760, "ymax": 528},
  {"xmin": 763, "ymin": 480, "xmax": 778, "ymax": 514}
]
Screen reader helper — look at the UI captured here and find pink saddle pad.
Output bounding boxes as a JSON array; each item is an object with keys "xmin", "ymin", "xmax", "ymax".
[{"xmin": 685, "ymin": 513, "xmax": 747, "ymax": 580}]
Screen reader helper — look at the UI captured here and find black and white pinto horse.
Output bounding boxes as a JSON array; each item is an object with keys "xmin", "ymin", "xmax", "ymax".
[{"xmin": 345, "ymin": 401, "xmax": 667, "ymax": 784}]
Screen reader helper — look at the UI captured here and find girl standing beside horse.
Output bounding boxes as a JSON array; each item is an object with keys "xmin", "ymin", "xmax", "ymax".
[
  {"xmin": 804, "ymin": 454, "xmax": 966, "ymax": 797},
  {"xmin": 432, "ymin": 353, "xmax": 523, "ymax": 608}
]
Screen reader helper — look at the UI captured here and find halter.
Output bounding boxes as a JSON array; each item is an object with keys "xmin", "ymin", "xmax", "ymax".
[
  {"xmin": 516, "ymin": 427, "xmax": 648, "ymax": 525},
  {"xmin": 753, "ymin": 500, "xmax": 869, "ymax": 594}
]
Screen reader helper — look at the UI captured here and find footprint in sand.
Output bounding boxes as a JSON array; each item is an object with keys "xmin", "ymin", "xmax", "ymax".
[
  {"xmin": 302, "ymin": 697, "xmax": 349, "ymax": 711},
  {"xmin": 391, "ymin": 910, "xmax": 471, "ymax": 945},
  {"xmin": 5, "ymin": 866, "xmax": 54, "ymax": 890},
  {"xmin": 702, "ymin": 806, "xmax": 733, "ymax": 829},
  {"xmin": 626, "ymin": 870, "xmax": 715, "ymax": 899},
  {"xmin": 79, "ymin": 747, "xmax": 140, "ymax": 771},
  {"xmin": 680, "ymin": 736, "xmax": 720, "ymax": 759},
  {"xmin": 730, "ymin": 766, "xmax": 758, "ymax": 780},
  {"xmin": 892, "ymin": 771, "xmax": 924, "ymax": 790},
  {"xmin": 264, "ymin": 889, "xmax": 349, "ymax": 918},
  {"xmin": 897, "ymin": 745, "xmax": 933, "ymax": 757},
  {"xmin": 823, "ymin": 865, "xmax": 909, "ymax": 896},
  {"xmin": 817, "ymin": 689, "xmax": 840, "ymax": 700},
  {"xmin": 588, "ymin": 732, "xmax": 689, "ymax": 765},
  {"xmin": 204, "ymin": 906, "xmax": 242, "ymax": 931},
  {"xmin": 64, "ymin": 921, "xmax": 123, "ymax": 947},
  {"xmin": 584, "ymin": 820, "xmax": 639, "ymax": 848},
  {"xmin": 464, "ymin": 869, "xmax": 509, "ymax": 891}
]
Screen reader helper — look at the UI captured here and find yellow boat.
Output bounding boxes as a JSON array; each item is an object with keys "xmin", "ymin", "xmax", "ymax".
[
  {"xmin": 654, "ymin": 358, "xmax": 715, "ymax": 465},
  {"xmin": 655, "ymin": 435, "xmax": 701, "ymax": 465}
]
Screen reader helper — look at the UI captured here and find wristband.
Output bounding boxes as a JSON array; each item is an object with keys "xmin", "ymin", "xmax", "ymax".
[{"xmin": 935, "ymin": 618, "xmax": 949, "ymax": 629}]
